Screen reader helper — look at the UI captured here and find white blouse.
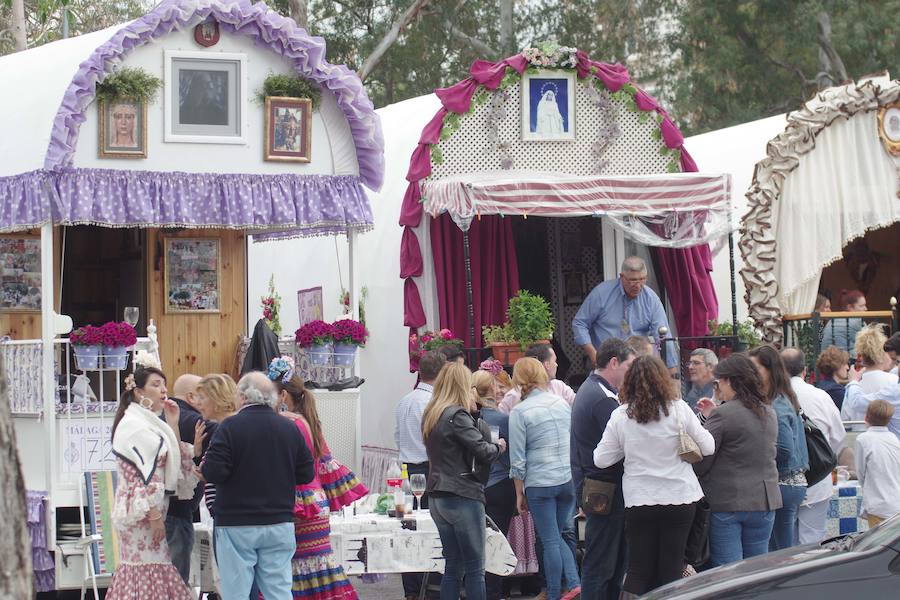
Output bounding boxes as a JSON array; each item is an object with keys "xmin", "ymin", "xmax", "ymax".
[{"xmin": 594, "ymin": 399, "xmax": 715, "ymax": 508}]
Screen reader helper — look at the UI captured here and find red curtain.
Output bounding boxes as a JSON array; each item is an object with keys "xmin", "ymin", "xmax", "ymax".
[
  {"xmin": 430, "ymin": 214, "xmax": 520, "ymax": 347},
  {"xmin": 653, "ymin": 245, "xmax": 719, "ymax": 337}
]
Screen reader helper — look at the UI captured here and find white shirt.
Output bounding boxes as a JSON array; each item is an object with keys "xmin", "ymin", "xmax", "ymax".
[
  {"xmin": 859, "ymin": 369, "xmax": 899, "ymax": 395},
  {"xmin": 499, "ymin": 379, "xmax": 575, "ymax": 414},
  {"xmin": 593, "ymin": 399, "xmax": 714, "ymax": 508},
  {"xmin": 791, "ymin": 377, "xmax": 845, "ymax": 505},
  {"xmin": 842, "ymin": 371, "xmax": 900, "ymax": 422},
  {"xmin": 394, "ymin": 383, "xmax": 432, "ymax": 464},
  {"xmin": 855, "ymin": 426, "xmax": 900, "ymax": 519}
]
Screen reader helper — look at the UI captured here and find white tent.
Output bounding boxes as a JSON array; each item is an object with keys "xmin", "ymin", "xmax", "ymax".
[{"xmin": 249, "ymin": 95, "xmax": 786, "ymax": 450}]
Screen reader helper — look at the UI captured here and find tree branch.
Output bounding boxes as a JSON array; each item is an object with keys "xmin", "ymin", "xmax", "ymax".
[
  {"xmin": 816, "ymin": 11, "xmax": 848, "ymax": 89},
  {"xmin": 358, "ymin": 0, "xmax": 430, "ymax": 81},
  {"xmin": 444, "ymin": 19, "xmax": 497, "ymax": 57}
]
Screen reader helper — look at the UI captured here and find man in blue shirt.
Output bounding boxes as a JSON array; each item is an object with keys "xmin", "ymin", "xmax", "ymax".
[
  {"xmin": 572, "ymin": 256, "xmax": 676, "ymax": 370},
  {"xmin": 571, "ymin": 338, "xmax": 635, "ymax": 600}
]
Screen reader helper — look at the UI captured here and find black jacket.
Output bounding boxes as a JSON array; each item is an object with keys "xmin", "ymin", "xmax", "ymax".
[
  {"xmin": 241, "ymin": 319, "xmax": 280, "ymax": 377},
  {"xmin": 201, "ymin": 403, "xmax": 315, "ymax": 526},
  {"xmin": 425, "ymin": 406, "xmax": 501, "ymax": 503},
  {"xmin": 163, "ymin": 397, "xmax": 203, "ymax": 519}
]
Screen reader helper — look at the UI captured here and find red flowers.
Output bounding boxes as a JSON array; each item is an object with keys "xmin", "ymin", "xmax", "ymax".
[
  {"xmin": 70, "ymin": 322, "xmax": 137, "ymax": 347},
  {"xmin": 295, "ymin": 320, "xmax": 336, "ymax": 347},
  {"xmin": 70, "ymin": 325, "xmax": 102, "ymax": 346},
  {"xmin": 332, "ymin": 319, "xmax": 369, "ymax": 347}
]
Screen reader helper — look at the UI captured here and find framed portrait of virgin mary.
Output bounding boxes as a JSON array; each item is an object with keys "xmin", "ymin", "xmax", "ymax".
[{"xmin": 521, "ymin": 69, "xmax": 576, "ymax": 142}]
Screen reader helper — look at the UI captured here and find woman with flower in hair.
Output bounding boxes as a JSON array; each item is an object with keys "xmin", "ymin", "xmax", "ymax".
[
  {"xmin": 268, "ymin": 356, "xmax": 367, "ymax": 599},
  {"xmin": 106, "ymin": 366, "xmax": 200, "ymax": 600}
]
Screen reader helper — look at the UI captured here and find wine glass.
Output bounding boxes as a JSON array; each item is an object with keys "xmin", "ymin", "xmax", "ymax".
[
  {"xmin": 124, "ymin": 307, "xmax": 139, "ymax": 328},
  {"xmin": 409, "ymin": 474, "xmax": 427, "ymax": 514}
]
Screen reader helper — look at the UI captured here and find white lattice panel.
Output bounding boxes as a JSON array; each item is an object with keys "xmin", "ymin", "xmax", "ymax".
[
  {"xmin": 431, "ymin": 78, "xmax": 671, "ymax": 179},
  {"xmin": 315, "ymin": 389, "xmax": 361, "ymax": 473}
]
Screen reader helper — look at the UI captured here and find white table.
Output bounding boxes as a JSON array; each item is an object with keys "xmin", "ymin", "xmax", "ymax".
[{"xmin": 329, "ymin": 511, "xmax": 518, "ymax": 576}]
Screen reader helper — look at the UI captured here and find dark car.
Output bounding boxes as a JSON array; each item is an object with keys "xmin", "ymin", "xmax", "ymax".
[{"xmin": 642, "ymin": 517, "xmax": 900, "ymax": 599}]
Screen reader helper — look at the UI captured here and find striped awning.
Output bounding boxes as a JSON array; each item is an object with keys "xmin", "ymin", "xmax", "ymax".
[{"xmin": 420, "ymin": 170, "xmax": 733, "ymax": 247}]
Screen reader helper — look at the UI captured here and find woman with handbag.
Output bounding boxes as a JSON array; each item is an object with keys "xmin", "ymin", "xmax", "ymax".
[
  {"xmin": 594, "ymin": 355, "xmax": 714, "ymax": 596},
  {"xmin": 748, "ymin": 345, "xmax": 809, "ymax": 550},
  {"xmin": 423, "ymin": 361, "xmax": 506, "ymax": 600},
  {"xmin": 695, "ymin": 354, "xmax": 781, "ymax": 567}
]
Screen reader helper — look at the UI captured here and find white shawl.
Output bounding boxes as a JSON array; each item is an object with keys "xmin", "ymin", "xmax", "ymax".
[{"xmin": 112, "ymin": 403, "xmax": 182, "ymax": 494}]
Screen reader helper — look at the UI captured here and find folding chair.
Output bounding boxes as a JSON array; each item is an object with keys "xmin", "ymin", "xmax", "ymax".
[{"xmin": 61, "ymin": 471, "xmax": 120, "ymax": 600}]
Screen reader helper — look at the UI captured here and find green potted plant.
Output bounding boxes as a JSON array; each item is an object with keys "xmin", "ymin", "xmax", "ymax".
[
  {"xmin": 708, "ymin": 319, "xmax": 762, "ymax": 352},
  {"xmin": 485, "ymin": 291, "xmax": 556, "ymax": 365}
]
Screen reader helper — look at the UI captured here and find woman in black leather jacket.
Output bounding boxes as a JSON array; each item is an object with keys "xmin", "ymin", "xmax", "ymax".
[{"xmin": 422, "ymin": 362, "xmax": 506, "ymax": 600}]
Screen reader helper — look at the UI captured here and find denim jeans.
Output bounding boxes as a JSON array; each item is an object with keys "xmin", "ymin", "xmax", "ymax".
[
  {"xmin": 581, "ymin": 483, "xmax": 626, "ymax": 600},
  {"xmin": 708, "ymin": 510, "xmax": 775, "ymax": 567},
  {"xmin": 485, "ymin": 478, "xmax": 516, "ymax": 600},
  {"xmin": 214, "ymin": 523, "xmax": 295, "ymax": 600},
  {"xmin": 430, "ymin": 494, "xmax": 487, "ymax": 600},
  {"xmin": 771, "ymin": 484, "xmax": 807, "ymax": 550},
  {"xmin": 165, "ymin": 513, "xmax": 194, "ymax": 584},
  {"xmin": 526, "ymin": 481, "xmax": 581, "ymax": 600}
]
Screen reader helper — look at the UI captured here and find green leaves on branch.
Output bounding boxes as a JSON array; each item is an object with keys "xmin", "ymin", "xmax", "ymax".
[
  {"xmin": 507, "ymin": 290, "xmax": 555, "ymax": 349},
  {"xmin": 254, "ymin": 72, "xmax": 321, "ymax": 108},
  {"xmin": 95, "ymin": 67, "xmax": 161, "ymax": 103}
]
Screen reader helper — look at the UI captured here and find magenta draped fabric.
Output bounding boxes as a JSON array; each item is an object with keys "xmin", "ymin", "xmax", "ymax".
[
  {"xmin": 650, "ymin": 149, "xmax": 719, "ymax": 337},
  {"xmin": 429, "ymin": 214, "xmax": 520, "ymax": 347}
]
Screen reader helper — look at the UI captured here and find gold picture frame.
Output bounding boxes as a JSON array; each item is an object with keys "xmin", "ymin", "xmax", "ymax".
[
  {"xmin": 264, "ymin": 96, "xmax": 312, "ymax": 162},
  {"xmin": 878, "ymin": 102, "xmax": 900, "ymax": 156},
  {"xmin": 98, "ymin": 97, "xmax": 148, "ymax": 159},
  {"xmin": 163, "ymin": 238, "xmax": 221, "ymax": 313}
]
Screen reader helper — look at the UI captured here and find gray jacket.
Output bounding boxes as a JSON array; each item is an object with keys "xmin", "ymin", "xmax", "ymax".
[{"xmin": 693, "ymin": 400, "xmax": 782, "ymax": 513}]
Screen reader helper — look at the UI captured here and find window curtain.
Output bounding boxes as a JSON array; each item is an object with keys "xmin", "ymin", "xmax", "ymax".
[{"xmin": 430, "ymin": 214, "xmax": 520, "ymax": 347}]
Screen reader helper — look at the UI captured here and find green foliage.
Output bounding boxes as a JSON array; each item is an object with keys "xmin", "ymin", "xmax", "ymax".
[
  {"xmin": 95, "ymin": 66, "xmax": 161, "ymax": 102},
  {"xmin": 708, "ymin": 319, "xmax": 763, "ymax": 349},
  {"xmin": 254, "ymin": 71, "xmax": 321, "ymax": 108},
  {"xmin": 507, "ymin": 290, "xmax": 555, "ymax": 349},
  {"xmin": 482, "ymin": 323, "xmax": 515, "ymax": 344}
]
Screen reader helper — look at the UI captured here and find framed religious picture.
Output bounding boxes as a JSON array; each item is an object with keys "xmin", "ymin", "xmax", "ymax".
[
  {"xmin": 0, "ymin": 236, "xmax": 41, "ymax": 311},
  {"xmin": 164, "ymin": 50, "xmax": 247, "ymax": 144},
  {"xmin": 164, "ymin": 238, "xmax": 221, "ymax": 313},
  {"xmin": 563, "ymin": 270, "xmax": 586, "ymax": 305},
  {"xmin": 878, "ymin": 102, "xmax": 900, "ymax": 156},
  {"xmin": 297, "ymin": 286, "xmax": 324, "ymax": 326},
  {"xmin": 521, "ymin": 69, "xmax": 576, "ymax": 141},
  {"xmin": 98, "ymin": 97, "xmax": 148, "ymax": 158},
  {"xmin": 264, "ymin": 96, "xmax": 312, "ymax": 162}
]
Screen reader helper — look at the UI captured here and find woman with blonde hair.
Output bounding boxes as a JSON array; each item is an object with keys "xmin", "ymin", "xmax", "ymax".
[
  {"xmin": 852, "ymin": 325, "xmax": 898, "ymax": 396},
  {"xmin": 423, "ymin": 362, "xmax": 505, "ymax": 600},
  {"xmin": 193, "ymin": 373, "xmax": 238, "ymax": 517},
  {"xmin": 474, "ymin": 368, "xmax": 516, "ymax": 600},
  {"xmin": 509, "ymin": 357, "xmax": 580, "ymax": 600}
]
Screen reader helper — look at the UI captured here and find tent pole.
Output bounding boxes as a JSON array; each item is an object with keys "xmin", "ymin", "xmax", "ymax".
[
  {"xmin": 729, "ymin": 232, "xmax": 738, "ymax": 333},
  {"xmin": 462, "ymin": 231, "xmax": 475, "ymax": 348},
  {"xmin": 40, "ymin": 223, "xmax": 57, "ymax": 546}
]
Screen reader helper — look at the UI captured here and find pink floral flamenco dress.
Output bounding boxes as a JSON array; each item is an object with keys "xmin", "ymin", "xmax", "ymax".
[
  {"xmin": 292, "ymin": 417, "xmax": 368, "ymax": 599},
  {"xmin": 106, "ymin": 404, "xmax": 199, "ymax": 600}
]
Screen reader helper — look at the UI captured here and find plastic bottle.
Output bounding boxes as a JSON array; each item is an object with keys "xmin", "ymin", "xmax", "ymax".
[
  {"xmin": 401, "ymin": 463, "xmax": 411, "ymax": 495},
  {"xmin": 386, "ymin": 461, "xmax": 402, "ymax": 491}
]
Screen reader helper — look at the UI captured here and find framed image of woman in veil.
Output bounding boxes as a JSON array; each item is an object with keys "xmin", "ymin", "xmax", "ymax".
[{"xmin": 522, "ymin": 70, "xmax": 576, "ymax": 141}]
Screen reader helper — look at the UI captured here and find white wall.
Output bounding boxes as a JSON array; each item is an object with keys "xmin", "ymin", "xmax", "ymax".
[{"xmin": 72, "ymin": 27, "xmax": 354, "ymax": 176}]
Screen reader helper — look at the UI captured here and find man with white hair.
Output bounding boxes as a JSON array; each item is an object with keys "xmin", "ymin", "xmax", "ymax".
[
  {"xmin": 202, "ymin": 371, "xmax": 315, "ymax": 600},
  {"xmin": 684, "ymin": 348, "xmax": 718, "ymax": 409},
  {"xmin": 572, "ymin": 256, "xmax": 676, "ymax": 370}
]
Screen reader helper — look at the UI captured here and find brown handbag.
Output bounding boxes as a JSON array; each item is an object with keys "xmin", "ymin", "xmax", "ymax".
[
  {"xmin": 582, "ymin": 478, "xmax": 617, "ymax": 515},
  {"xmin": 676, "ymin": 404, "xmax": 703, "ymax": 464}
]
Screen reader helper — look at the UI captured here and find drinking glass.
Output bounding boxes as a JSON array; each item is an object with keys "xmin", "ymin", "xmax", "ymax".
[
  {"xmin": 124, "ymin": 307, "xmax": 139, "ymax": 328},
  {"xmin": 489, "ymin": 426, "xmax": 500, "ymax": 443},
  {"xmin": 409, "ymin": 474, "xmax": 427, "ymax": 514}
]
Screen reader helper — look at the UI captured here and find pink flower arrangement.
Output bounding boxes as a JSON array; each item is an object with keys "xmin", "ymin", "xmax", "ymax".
[
  {"xmin": 295, "ymin": 320, "xmax": 335, "ymax": 347},
  {"xmin": 332, "ymin": 318, "xmax": 369, "ymax": 347},
  {"xmin": 409, "ymin": 328, "xmax": 462, "ymax": 368},
  {"xmin": 479, "ymin": 359, "xmax": 504, "ymax": 375},
  {"xmin": 98, "ymin": 321, "xmax": 138, "ymax": 347},
  {"xmin": 69, "ymin": 325, "xmax": 102, "ymax": 346}
]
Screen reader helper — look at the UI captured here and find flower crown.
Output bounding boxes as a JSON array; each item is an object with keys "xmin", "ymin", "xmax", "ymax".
[
  {"xmin": 479, "ymin": 359, "xmax": 504, "ymax": 375},
  {"xmin": 123, "ymin": 373, "xmax": 136, "ymax": 391},
  {"xmin": 267, "ymin": 356, "xmax": 295, "ymax": 384}
]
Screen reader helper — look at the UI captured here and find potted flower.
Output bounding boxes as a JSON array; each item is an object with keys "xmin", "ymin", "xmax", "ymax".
[
  {"xmin": 482, "ymin": 322, "xmax": 524, "ymax": 364},
  {"xmin": 295, "ymin": 320, "xmax": 336, "ymax": 366},
  {"xmin": 485, "ymin": 291, "xmax": 555, "ymax": 365},
  {"xmin": 708, "ymin": 319, "xmax": 762, "ymax": 353},
  {"xmin": 409, "ymin": 329, "xmax": 463, "ymax": 371},
  {"xmin": 331, "ymin": 318, "xmax": 369, "ymax": 366},
  {"xmin": 98, "ymin": 321, "xmax": 137, "ymax": 369},
  {"xmin": 70, "ymin": 325, "xmax": 102, "ymax": 370}
]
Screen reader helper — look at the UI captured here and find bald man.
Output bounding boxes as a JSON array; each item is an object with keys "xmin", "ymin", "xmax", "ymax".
[{"xmin": 165, "ymin": 373, "xmax": 204, "ymax": 584}]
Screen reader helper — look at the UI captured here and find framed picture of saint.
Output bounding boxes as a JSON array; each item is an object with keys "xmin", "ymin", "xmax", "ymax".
[
  {"xmin": 98, "ymin": 98, "xmax": 148, "ymax": 158},
  {"xmin": 264, "ymin": 96, "xmax": 312, "ymax": 162},
  {"xmin": 878, "ymin": 102, "xmax": 900, "ymax": 156},
  {"xmin": 521, "ymin": 69, "xmax": 576, "ymax": 142}
]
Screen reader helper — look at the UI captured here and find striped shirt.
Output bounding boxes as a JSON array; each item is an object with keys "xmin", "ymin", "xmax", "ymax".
[{"xmin": 394, "ymin": 383, "xmax": 433, "ymax": 464}]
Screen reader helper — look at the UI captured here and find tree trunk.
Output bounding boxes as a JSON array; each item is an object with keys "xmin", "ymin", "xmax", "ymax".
[
  {"xmin": 0, "ymin": 359, "xmax": 32, "ymax": 597},
  {"xmin": 358, "ymin": 0, "xmax": 430, "ymax": 81},
  {"xmin": 499, "ymin": 0, "xmax": 514, "ymax": 56},
  {"xmin": 11, "ymin": 0, "xmax": 27, "ymax": 52},
  {"xmin": 816, "ymin": 11, "xmax": 848, "ymax": 90},
  {"xmin": 446, "ymin": 19, "xmax": 498, "ymax": 58},
  {"xmin": 286, "ymin": 0, "xmax": 308, "ymax": 29}
]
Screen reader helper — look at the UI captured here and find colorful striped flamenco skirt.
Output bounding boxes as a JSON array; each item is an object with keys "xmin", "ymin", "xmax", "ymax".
[{"xmin": 293, "ymin": 509, "xmax": 358, "ymax": 600}]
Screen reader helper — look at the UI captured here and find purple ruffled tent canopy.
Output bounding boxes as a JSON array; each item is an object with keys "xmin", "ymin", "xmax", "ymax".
[{"xmin": 0, "ymin": 0, "xmax": 384, "ymax": 238}]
